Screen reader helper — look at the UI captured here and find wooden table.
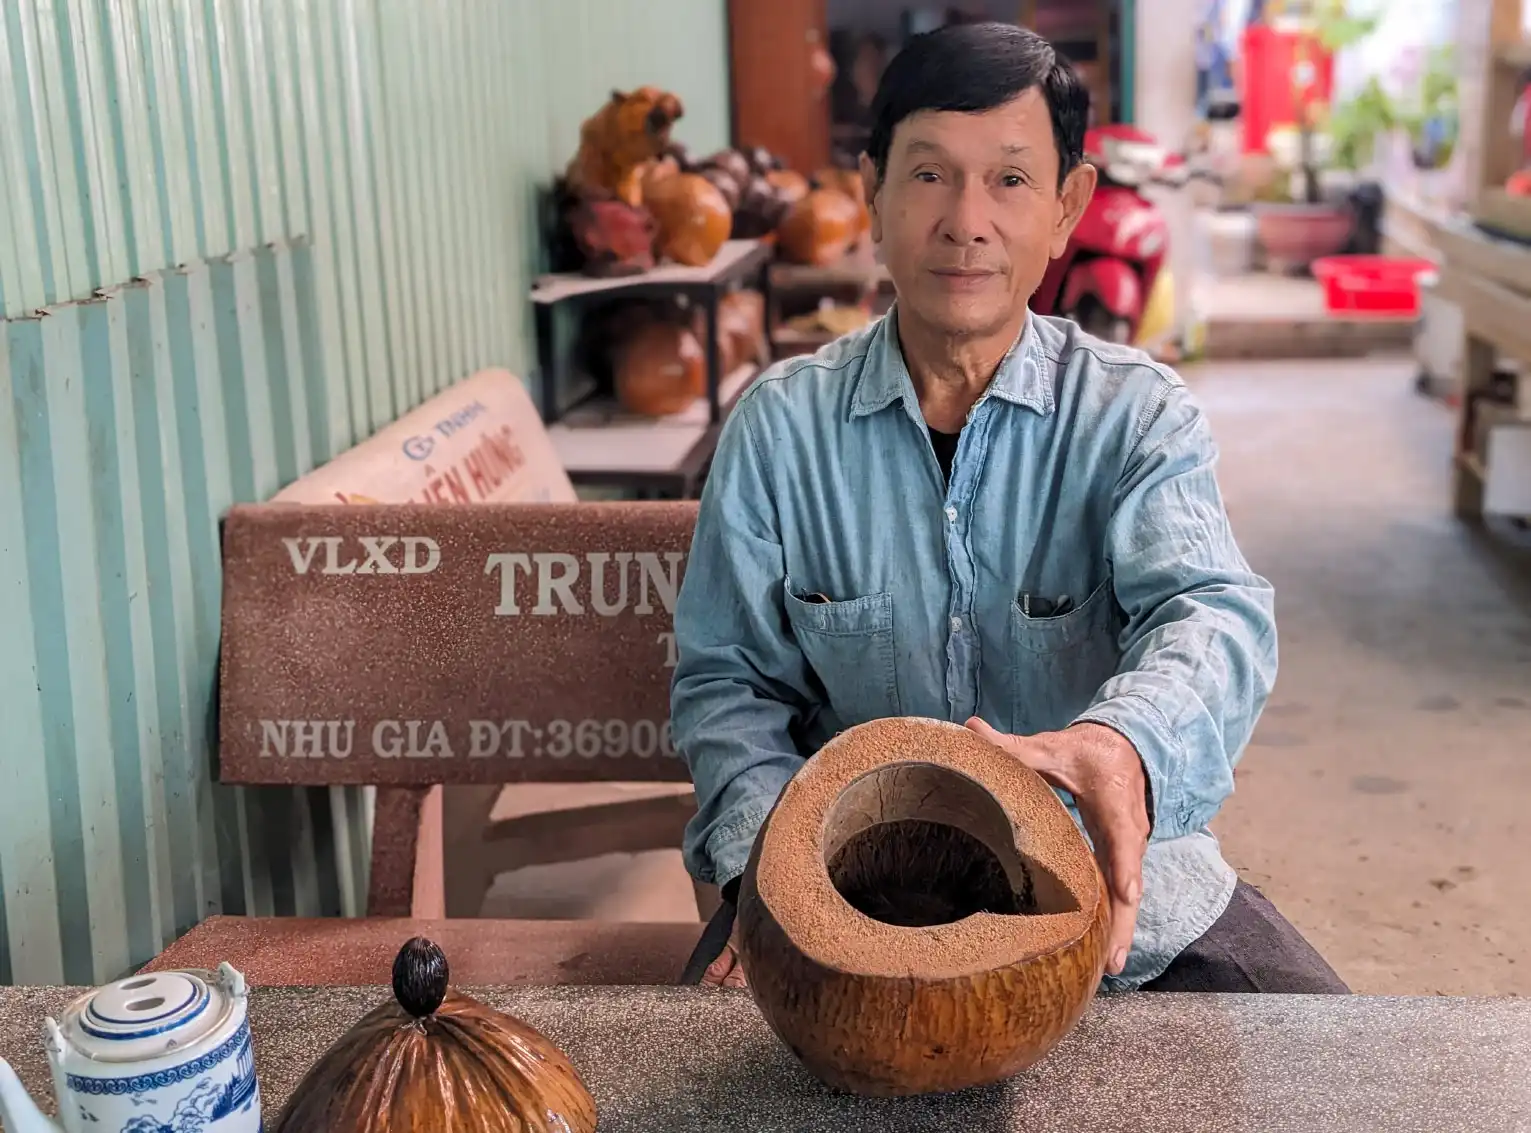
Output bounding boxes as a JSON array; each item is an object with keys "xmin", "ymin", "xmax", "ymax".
[
  {"xmin": 766, "ymin": 244, "xmax": 892, "ymax": 360},
  {"xmin": 533, "ymin": 240, "xmax": 774, "ymax": 498},
  {"xmin": 2, "ymin": 987, "xmax": 1528, "ymax": 1130},
  {"xmin": 1432, "ymin": 217, "xmax": 1531, "ymax": 519}
]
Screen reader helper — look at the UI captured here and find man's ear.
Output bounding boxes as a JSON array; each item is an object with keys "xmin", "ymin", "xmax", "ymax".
[
  {"xmin": 1049, "ymin": 162, "xmax": 1098, "ymax": 259},
  {"xmin": 858, "ymin": 152, "xmax": 882, "ymax": 244}
]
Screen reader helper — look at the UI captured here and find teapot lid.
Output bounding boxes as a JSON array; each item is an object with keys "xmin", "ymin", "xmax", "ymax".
[{"xmin": 60, "ymin": 969, "xmax": 236, "ymax": 1063}]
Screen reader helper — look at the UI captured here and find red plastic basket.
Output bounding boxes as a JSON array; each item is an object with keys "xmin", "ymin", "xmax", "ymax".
[{"xmin": 1310, "ymin": 255, "xmax": 1435, "ymax": 318}]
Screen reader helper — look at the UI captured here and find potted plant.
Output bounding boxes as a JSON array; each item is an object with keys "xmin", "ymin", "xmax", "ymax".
[
  {"xmin": 1326, "ymin": 76, "xmax": 1398, "ymax": 175},
  {"xmin": 1400, "ymin": 44, "xmax": 1458, "ymax": 171},
  {"xmin": 1251, "ymin": 0, "xmax": 1382, "ymax": 272}
]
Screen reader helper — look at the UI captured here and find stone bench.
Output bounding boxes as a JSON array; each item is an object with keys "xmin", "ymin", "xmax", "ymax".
[
  {"xmin": 139, "ymin": 916, "xmax": 702, "ymax": 987},
  {"xmin": 216, "ymin": 497, "xmax": 713, "ymax": 980},
  {"xmin": 244, "ymin": 366, "xmax": 708, "ymax": 919}
]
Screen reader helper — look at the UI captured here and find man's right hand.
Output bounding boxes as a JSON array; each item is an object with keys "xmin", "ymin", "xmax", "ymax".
[{"xmin": 701, "ymin": 920, "xmax": 748, "ymax": 988}]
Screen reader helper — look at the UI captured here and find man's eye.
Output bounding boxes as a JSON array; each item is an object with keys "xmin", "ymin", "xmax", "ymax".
[
  {"xmin": 1002, "ymin": 174, "xmax": 1025, "ymax": 188},
  {"xmin": 915, "ymin": 170, "xmax": 940, "ymax": 182}
]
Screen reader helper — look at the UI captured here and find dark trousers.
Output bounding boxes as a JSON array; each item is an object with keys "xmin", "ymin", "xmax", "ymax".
[
  {"xmin": 1140, "ymin": 880, "xmax": 1350, "ymax": 993},
  {"xmin": 680, "ymin": 879, "xmax": 1349, "ymax": 993}
]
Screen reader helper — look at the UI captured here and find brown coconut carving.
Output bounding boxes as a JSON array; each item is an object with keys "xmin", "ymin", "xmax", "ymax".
[
  {"xmin": 646, "ymin": 173, "xmax": 733, "ymax": 267},
  {"xmin": 736, "ymin": 717, "xmax": 1109, "ymax": 1098},
  {"xmin": 270, "ymin": 938, "xmax": 597, "ymax": 1133},
  {"xmin": 776, "ymin": 187, "xmax": 863, "ymax": 266},
  {"xmin": 614, "ymin": 318, "xmax": 705, "ymax": 417}
]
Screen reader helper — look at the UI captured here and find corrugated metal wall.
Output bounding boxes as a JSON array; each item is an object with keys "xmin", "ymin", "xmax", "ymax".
[{"xmin": 0, "ymin": 0, "xmax": 729, "ymax": 986}]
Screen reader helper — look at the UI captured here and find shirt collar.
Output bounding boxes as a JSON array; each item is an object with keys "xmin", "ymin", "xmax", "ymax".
[{"xmin": 849, "ymin": 304, "xmax": 1054, "ymax": 420}]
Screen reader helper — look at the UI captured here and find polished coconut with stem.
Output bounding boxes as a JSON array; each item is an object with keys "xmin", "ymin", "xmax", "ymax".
[{"xmin": 270, "ymin": 937, "xmax": 597, "ymax": 1133}]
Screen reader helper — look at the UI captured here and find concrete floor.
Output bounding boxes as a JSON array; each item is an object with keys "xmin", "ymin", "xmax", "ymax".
[
  {"xmin": 485, "ymin": 354, "xmax": 1531, "ymax": 996},
  {"xmin": 1192, "ymin": 355, "xmax": 1531, "ymax": 997}
]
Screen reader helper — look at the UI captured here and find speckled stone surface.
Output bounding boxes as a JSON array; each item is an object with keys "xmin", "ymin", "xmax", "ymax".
[
  {"xmin": 219, "ymin": 501, "xmax": 699, "ymax": 788},
  {"xmin": 3, "ymin": 987, "xmax": 1529, "ymax": 1131}
]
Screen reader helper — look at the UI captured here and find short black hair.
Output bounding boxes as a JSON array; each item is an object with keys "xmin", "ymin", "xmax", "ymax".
[{"xmin": 865, "ymin": 22, "xmax": 1090, "ymax": 190}]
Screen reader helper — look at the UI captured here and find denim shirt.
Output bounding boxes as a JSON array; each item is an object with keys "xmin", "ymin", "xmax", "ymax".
[{"xmin": 669, "ymin": 308, "xmax": 1276, "ymax": 990}]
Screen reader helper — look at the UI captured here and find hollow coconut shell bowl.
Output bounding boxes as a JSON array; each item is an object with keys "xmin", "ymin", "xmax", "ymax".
[
  {"xmin": 736, "ymin": 716, "xmax": 1109, "ymax": 1098},
  {"xmin": 269, "ymin": 937, "xmax": 597, "ymax": 1133}
]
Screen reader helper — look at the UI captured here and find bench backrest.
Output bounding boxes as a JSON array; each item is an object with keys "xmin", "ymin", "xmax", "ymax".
[{"xmin": 218, "ymin": 499, "xmax": 700, "ymax": 787}]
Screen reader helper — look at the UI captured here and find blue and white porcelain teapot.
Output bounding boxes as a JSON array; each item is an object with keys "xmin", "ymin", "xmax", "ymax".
[{"xmin": 0, "ymin": 963, "xmax": 260, "ymax": 1133}]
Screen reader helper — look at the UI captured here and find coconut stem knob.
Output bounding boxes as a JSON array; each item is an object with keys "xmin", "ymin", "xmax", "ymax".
[{"xmin": 392, "ymin": 937, "xmax": 449, "ymax": 1018}]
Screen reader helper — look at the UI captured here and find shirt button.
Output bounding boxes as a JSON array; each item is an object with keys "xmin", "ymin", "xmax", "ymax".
[
  {"xmin": 950, "ymin": 616, "xmax": 962, "ymax": 632},
  {"xmin": 944, "ymin": 506, "xmax": 957, "ymax": 522}
]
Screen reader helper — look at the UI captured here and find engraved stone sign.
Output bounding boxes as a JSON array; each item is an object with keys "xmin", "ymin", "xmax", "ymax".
[{"xmin": 218, "ymin": 501, "xmax": 699, "ymax": 786}]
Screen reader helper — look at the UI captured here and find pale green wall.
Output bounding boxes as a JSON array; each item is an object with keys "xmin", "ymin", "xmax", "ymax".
[{"xmin": 0, "ymin": 0, "xmax": 729, "ymax": 986}]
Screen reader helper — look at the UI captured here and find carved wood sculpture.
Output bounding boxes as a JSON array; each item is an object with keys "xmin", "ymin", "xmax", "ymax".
[
  {"xmin": 716, "ymin": 289, "xmax": 765, "ymax": 372},
  {"xmin": 736, "ymin": 717, "xmax": 1109, "ymax": 1098},
  {"xmin": 565, "ymin": 86, "xmax": 686, "ymax": 208},
  {"xmin": 645, "ymin": 173, "xmax": 733, "ymax": 267},
  {"xmin": 814, "ymin": 167, "xmax": 871, "ymax": 238},
  {"xmin": 614, "ymin": 316, "xmax": 706, "ymax": 417},
  {"xmin": 766, "ymin": 168, "xmax": 810, "ymax": 207},
  {"xmin": 271, "ymin": 938, "xmax": 597, "ymax": 1133},
  {"xmin": 566, "ymin": 196, "xmax": 658, "ymax": 277},
  {"xmin": 776, "ymin": 187, "xmax": 864, "ymax": 266}
]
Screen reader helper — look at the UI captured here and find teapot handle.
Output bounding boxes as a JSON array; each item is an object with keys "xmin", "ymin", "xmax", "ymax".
[
  {"xmin": 217, "ymin": 962, "xmax": 248, "ymax": 1001},
  {"xmin": 43, "ymin": 1018, "xmax": 63, "ymax": 1058}
]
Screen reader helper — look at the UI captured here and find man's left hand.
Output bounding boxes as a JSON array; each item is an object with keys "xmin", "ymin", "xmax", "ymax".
[{"xmin": 965, "ymin": 718, "xmax": 1150, "ymax": 977}]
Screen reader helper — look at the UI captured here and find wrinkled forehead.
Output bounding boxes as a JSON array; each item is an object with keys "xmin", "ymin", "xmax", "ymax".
[{"xmin": 887, "ymin": 93, "xmax": 1058, "ymax": 172}]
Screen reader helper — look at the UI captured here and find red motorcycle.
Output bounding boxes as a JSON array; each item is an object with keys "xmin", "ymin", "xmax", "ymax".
[{"xmin": 1031, "ymin": 124, "xmax": 1193, "ymax": 344}]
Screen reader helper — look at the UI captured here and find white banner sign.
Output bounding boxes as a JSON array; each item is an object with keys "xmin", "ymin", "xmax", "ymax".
[{"xmin": 272, "ymin": 369, "xmax": 578, "ymax": 506}]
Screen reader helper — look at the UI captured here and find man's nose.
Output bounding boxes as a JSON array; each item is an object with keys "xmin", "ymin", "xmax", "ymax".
[{"xmin": 939, "ymin": 179, "xmax": 991, "ymax": 244}]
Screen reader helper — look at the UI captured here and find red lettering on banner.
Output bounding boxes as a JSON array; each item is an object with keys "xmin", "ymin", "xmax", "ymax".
[
  {"xmin": 484, "ymin": 426, "xmax": 525, "ymax": 480},
  {"xmin": 464, "ymin": 448, "xmax": 493, "ymax": 499},
  {"xmin": 408, "ymin": 427, "xmax": 530, "ymax": 506},
  {"xmin": 441, "ymin": 466, "xmax": 471, "ymax": 503}
]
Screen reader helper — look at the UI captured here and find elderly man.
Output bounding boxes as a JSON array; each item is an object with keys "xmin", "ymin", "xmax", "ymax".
[{"xmin": 671, "ymin": 22, "xmax": 1347, "ymax": 995}]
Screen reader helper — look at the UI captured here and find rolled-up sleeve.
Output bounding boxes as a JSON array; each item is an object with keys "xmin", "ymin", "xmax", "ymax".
[
  {"xmin": 670, "ymin": 392, "xmax": 819, "ymax": 889},
  {"xmin": 1073, "ymin": 380, "xmax": 1277, "ymax": 842}
]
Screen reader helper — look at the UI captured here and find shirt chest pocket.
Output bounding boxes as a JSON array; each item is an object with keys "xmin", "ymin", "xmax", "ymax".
[
  {"xmin": 1009, "ymin": 576, "xmax": 1124, "ymax": 735},
  {"xmin": 782, "ymin": 576, "xmax": 902, "ymax": 726}
]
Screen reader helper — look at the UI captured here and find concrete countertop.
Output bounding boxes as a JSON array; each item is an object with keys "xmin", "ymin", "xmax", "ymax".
[{"xmin": 2, "ymin": 986, "xmax": 1529, "ymax": 1131}]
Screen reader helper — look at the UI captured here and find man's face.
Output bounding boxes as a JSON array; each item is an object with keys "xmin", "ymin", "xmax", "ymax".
[{"xmin": 860, "ymin": 89, "xmax": 1095, "ymax": 340}]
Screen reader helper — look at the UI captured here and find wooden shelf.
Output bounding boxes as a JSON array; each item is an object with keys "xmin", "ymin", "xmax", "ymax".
[
  {"xmin": 1434, "ymin": 215, "xmax": 1531, "ymax": 294},
  {"xmin": 1447, "ymin": 0, "xmax": 1530, "ymax": 519},
  {"xmin": 531, "ymin": 240, "xmax": 769, "ymax": 305},
  {"xmin": 548, "ymin": 363, "xmax": 760, "ymax": 484},
  {"xmin": 1473, "ymin": 189, "xmax": 1531, "ymax": 243},
  {"xmin": 1495, "ymin": 39, "xmax": 1531, "ymax": 68},
  {"xmin": 768, "ymin": 256, "xmax": 890, "ymax": 292},
  {"xmin": 1437, "ymin": 265, "xmax": 1531, "ymax": 365}
]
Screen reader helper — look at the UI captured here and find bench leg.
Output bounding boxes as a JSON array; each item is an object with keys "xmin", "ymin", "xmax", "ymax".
[
  {"xmin": 443, "ymin": 790, "xmax": 701, "ymax": 919},
  {"xmin": 367, "ymin": 786, "xmax": 438, "ymax": 917},
  {"xmin": 441, "ymin": 785, "xmax": 505, "ymax": 918}
]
